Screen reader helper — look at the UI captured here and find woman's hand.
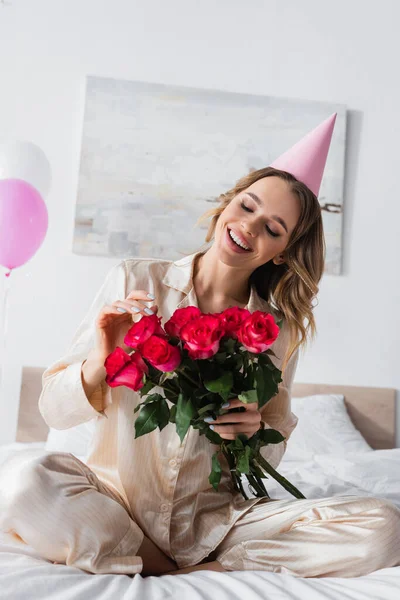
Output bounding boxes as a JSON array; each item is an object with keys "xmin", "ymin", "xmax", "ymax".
[
  {"xmin": 204, "ymin": 398, "xmax": 262, "ymax": 440},
  {"xmin": 93, "ymin": 290, "xmax": 158, "ymax": 364}
]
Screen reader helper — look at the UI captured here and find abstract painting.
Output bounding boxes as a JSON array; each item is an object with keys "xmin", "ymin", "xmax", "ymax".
[{"xmin": 73, "ymin": 76, "xmax": 347, "ymax": 274}]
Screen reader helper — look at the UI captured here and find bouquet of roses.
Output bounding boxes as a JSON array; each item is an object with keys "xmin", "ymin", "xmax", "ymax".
[{"xmin": 104, "ymin": 306, "xmax": 305, "ymax": 501}]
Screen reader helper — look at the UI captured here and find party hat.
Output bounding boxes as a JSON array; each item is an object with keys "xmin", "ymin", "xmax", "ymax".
[{"xmin": 270, "ymin": 113, "xmax": 337, "ymax": 197}]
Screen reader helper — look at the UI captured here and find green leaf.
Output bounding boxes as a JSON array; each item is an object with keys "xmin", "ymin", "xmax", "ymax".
[
  {"xmin": 209, "ymin": 452, "xmax": 222, "ymax": 491},
  {"xmin": 176, "ymin": 393, "xmax": 196, "ymax": 443},
  {"xmin": 134, "ymin": 402, "xmax": 161, "ymax": 438},
  {"xmin": 140, "ymin": 378, "xmax": 156, "ymax": 396},
  {"xmin": 164, "ymin": 386, "xmax": 179, "ymax": 402},
  {"xmin": 147, "ymin": 362, "xmax": 162, "ymax": 383},
  {"xmin": 236, "ymin": 445, "xmax": 252, "ymax": 474},
  {"xmin": 229, "ymin": 353, "xmax": 243, "ymax": 371},
  {"xmin": 169, "ymin": 404, "xmax": 177, "ymax": 423},
  {"xmin": 157, "ymin": 398, "xmax": 170, "ymax": 431},
  {"xmin": 257, "ymin": 353, "xmax": 273, "ymax": 367},
  {"xmin": 228, "ymin": 436, "xmax": 245, "ymax": 452},
  {"xmin": 256, "ymin": 365, "xmax": 280, "ymax": 409},
  {"xmin": 255, "ymin": 366, "xmax": 266, "ymax": 406},
  {"xmin": 204, "ymin": 426, "xmax": 223, "ymax": 444},
  {"xmin": 238, "ymin": 389, "xmax": 258, "ymax": 404},
  {"xmin": 272, "ymin": 368, "xmax": 283, "ymax": 385},
  {"xmin": 198, "ymin": 402, "xmax": 217, "ymax": 416},
  {"xmin": 133, "ymin": 393, "xmax": 164, "ymax": 414},
  {"xmin": 194, "ymin": 388, "xmax": 212, "ymax": 400},
  {"xmin": 215, "ymin": 352, "xmax": 227, "ymax": 363},
  {"xmin": 177, "ymin": 372, "xmax": 196, "ymax": 398},
  {"xmin": 223, "ymin": 337, "xmax": 237, "ymax": 355},
  {"xmin": 145, "ymin": 393, "xmax": 164, "ymax": 403},
  {"xmin": 204, "ymin": 371, "xmax": 233, "ymax": 395},
  {"xmin": 252, "ymin": 461, "xmax": 267, "ymax": 479},
  {"xmin": 276, "ymin": 319, "xmax": 283, "ymax": 329},
  {"xmin": 259, "ymin": 428, "xmax": 285, "ymax": 445}
]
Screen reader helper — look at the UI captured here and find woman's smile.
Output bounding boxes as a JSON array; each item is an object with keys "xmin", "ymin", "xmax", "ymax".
[{"xmin": 225, "ymin": 227, "xmax": 253, "ymax": 254}]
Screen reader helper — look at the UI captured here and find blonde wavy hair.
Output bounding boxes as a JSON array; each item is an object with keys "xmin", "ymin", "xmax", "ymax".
[{"xmin": 195, "ymin": 166, "xmax": 326, "ymax": 372}]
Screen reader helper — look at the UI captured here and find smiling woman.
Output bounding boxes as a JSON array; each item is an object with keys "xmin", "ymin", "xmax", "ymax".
[
  {"xmin": 5, "ymin": 113, "xmax": 399, "ymax": 581},
  {"xmin": 196, "ymin": 164, "xmax": 324, "ymax": 372}
]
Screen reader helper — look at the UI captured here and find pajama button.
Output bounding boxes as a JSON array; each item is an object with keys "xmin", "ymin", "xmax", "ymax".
[
  {"xmin": 161, "ymin": 504, "xmax": 168, "ymax": 511},
  {"xmin": 169, "ymin": 459, "xmax": 177, "ymax": 467}
]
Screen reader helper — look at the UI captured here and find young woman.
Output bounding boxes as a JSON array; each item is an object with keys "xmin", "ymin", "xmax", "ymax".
[{"xmin": 1, "ymin": 115, "xmax": 399, "ymax": 578}]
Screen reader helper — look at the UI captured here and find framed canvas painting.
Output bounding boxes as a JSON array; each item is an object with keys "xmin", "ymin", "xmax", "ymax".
[{"xmin": 73, "ymin": 76, "xmax": 346, "ymax": 274}]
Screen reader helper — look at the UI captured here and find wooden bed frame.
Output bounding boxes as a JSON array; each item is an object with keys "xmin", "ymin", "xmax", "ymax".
[{"xmin": 16, "ymin": 367, "xmax": 397, "ymax": 450}]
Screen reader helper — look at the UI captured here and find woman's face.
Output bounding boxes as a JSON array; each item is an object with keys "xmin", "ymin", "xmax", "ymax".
[{"xmin": 214, "ymin": 176, "xmax": 301, "ymax": 270}]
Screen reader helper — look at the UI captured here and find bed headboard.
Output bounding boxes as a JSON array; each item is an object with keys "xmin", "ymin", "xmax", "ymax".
[
  {"xmin": 16, "ymin": 367, "xmax": 397, "ymax": 450},
  {"xmin": 292, "ymin": 382, "xmax": 396, "ymax": 450}
]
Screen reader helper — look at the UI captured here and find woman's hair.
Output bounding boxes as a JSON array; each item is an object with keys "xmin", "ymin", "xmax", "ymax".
[{"xmin": 196, "ymin": 166, "xmax": 325, "ymax": 372}]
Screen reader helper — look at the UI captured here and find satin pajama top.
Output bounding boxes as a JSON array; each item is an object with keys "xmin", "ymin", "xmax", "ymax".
[{"xmin": 38, "ymin": 250, "xmax": 299, "ymax": 567}]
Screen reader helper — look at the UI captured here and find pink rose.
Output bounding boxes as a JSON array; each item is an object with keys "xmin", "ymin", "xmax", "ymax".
[
  {"xmin": 164, "ymin": 306, "xmax": 202, "ymax": 338},
  {"xmin": 180, "ymin": 314, "xmax": 224, "ymax": 359},
  {"xmin": 237, "ymin": 311, "xmax": 280, "ymax": 353},
  {"xmin": 218, "ymin": 306, "xmax": 251, "ymax": 337},
  {"xmin": 104, "ymin": 347, "xmax": 148, "ymax": 391},
  {"xmin": 124, "ymin": 313, "xmax": 166, "ymax": 349},
  {"xmin": 141, "ymin": 335, "xmax": 181, "ymax": 372}
]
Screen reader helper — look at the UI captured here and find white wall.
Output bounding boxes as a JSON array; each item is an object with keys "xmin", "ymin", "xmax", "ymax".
[{"xmin": 0, "ymin": 0, "xmax": 399, "ymax": 444}]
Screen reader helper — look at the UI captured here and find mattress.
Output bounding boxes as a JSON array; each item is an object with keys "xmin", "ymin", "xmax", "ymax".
[{"xmin": 1, "ymin": 442, "xmax": 399, "ymax": 600}]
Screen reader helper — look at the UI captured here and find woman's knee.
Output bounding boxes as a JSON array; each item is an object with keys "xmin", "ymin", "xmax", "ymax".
[{"xmin": 3, "ymin": 452, "xmax": 83, "ymax": 507}]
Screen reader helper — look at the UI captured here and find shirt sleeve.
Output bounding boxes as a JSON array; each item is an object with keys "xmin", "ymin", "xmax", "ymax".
[
  {"xmin": 38, "ymin": 261, "xmax": 127, "ymax": 430},
  {"xmin": 258, "ymin": 345, "xmax": 299, "ymax": 469}
]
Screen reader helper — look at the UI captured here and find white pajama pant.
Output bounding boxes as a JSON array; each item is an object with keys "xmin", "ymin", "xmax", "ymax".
[{"xmin": 0, "ymin": 451, "xmax": 399, "ymax": 578}]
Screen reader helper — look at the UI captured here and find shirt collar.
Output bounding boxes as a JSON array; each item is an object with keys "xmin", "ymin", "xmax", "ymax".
[{"xmin": 162, "ymin": 250, "xmax": 272, "ymax": 314}]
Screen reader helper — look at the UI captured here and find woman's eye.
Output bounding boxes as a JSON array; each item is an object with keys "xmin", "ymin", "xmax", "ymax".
[
  {"xmin": 241, "ymin": 200, "xmax": 280, "ymax": 238},
  {"xmin": 266, "ymin": 225, "xmax": 280, "ymax": 238},
  {"xmin": 240, "ymin": 201, "xmax": 252, "ymax": 213}
]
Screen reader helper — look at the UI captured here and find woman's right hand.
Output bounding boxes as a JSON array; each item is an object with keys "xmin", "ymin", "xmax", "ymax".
[{"xmin": 93, "ymin": 290, "xmax": 158, "ymax": 364}]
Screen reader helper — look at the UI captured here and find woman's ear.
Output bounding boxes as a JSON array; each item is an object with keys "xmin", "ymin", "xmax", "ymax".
[{"xmin": 272, "ymin": 253, "xmax": 286, "ymax": 266}]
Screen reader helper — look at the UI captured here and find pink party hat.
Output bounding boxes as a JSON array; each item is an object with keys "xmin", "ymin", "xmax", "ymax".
[{"xmin": 270, "ymin": 113, "xmax": 337, "ymax": 197}]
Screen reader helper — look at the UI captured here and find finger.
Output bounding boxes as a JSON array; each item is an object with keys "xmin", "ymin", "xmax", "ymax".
[
  {"xmin": 211, "ymin": 424, "xmax": 257, "ymax": 434},
  {"xmin": 210, "ymin": 412, "xmax": 258, "ymax": 425},
  {"xmin": 126, "ymin": 290, "xmax": 156, "ymax": 302},
  {"xmin": 112, "ymin": 299, "xmax": 155, "ymax": 316},
  {"xmin": 225, "ymin": 398, "xmax": 258, "ymax": 410},
  {"xmin": 218, "ymin": 432, "xmax": 252, "ymax": 441}
]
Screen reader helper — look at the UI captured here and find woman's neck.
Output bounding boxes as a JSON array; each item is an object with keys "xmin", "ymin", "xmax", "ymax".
[{"xmin": 193, "ymin": 247, "xmax": 252, "ymax": 311}]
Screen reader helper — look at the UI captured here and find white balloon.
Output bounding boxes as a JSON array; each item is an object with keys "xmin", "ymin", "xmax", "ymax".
[{"xmin": 0, "ymin": 140, "xmax": 52, "ymax": 198}]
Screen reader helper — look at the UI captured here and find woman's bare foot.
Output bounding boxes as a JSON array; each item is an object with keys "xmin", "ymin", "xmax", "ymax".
[{"xmin": 164, "ymin": 560, "xmax": 227, "ymax": 575}]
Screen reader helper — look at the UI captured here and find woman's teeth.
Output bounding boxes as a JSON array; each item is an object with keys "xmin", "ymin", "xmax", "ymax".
[{"xmin": 229, "ymin": 229, "xmax": 251, "ymax": 251}]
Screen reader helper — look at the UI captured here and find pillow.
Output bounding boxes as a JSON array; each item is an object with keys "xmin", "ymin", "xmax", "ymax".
[
  {"xmin": 45, "ymin": 419, "xmax": 96, "ymax": 460},
  {"xmin": 283, "ymin": 394, "xmax": 373, "ymax": 462}
]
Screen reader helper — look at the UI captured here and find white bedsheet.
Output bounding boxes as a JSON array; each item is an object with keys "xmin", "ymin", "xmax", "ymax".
[{"xmin": 0, "ymin": 442, "xmax": 399, "ymax": 600}]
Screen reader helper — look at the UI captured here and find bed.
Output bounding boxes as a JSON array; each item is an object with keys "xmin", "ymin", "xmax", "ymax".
[{"xmin": 0, "ymin": 367, "xmax": 399, "ymax": 599}]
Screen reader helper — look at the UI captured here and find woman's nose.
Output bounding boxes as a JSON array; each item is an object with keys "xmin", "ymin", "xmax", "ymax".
[{"xmin": 241, "ymin": 221, "xmax": 257, "ymax": 237}]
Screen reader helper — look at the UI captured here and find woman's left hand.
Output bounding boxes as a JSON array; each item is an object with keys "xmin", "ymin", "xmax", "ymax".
[{"xmin": 204, "ymin": 398, "xmax": 262, "ymax": 440}]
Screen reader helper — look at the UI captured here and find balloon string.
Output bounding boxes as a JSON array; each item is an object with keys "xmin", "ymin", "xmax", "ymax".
[{"xmin": 0, "ymin": 270, "xmax": 11, "ymax": 401}]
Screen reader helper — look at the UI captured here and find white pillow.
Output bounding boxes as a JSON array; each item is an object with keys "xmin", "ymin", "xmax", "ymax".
[
  {"xmin": 284, "ymin": 394, "xmax": 373, "ymax": 461},
  {"xmin": 45, "ymin": 420, "xmax": 96, "ymax": 460}
]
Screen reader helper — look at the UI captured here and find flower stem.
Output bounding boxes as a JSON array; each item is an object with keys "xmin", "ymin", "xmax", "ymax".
[
  {"xmin": 246, "ymin": 466, "xmax": 269, "ymax": 498},
  {"xmin": 178, "ymin": 368, "xmax": 200, "ymax": 389},
  {"xmin": 147, "ymin": 379, "xmax": 178, "ymax": 398},
  {"xmin": 251, "ymin": 468, "xmax": 270, "ymax": 498},
  {"xmin": 255, "ymin": 453, "xmax": 306, "ymax": 499},
  {"xmin": 221, "ymin": 447, "xmax": 242, "ymax": 496},
  {"xmin": 235, "ymin": 474, "xmax": 249, "ymax": 500}
]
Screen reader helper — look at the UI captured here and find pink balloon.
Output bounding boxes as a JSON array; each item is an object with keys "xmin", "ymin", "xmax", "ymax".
[{"xmin": 0, "ymin": 178, "xmax": 48, "ymax": 272}]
